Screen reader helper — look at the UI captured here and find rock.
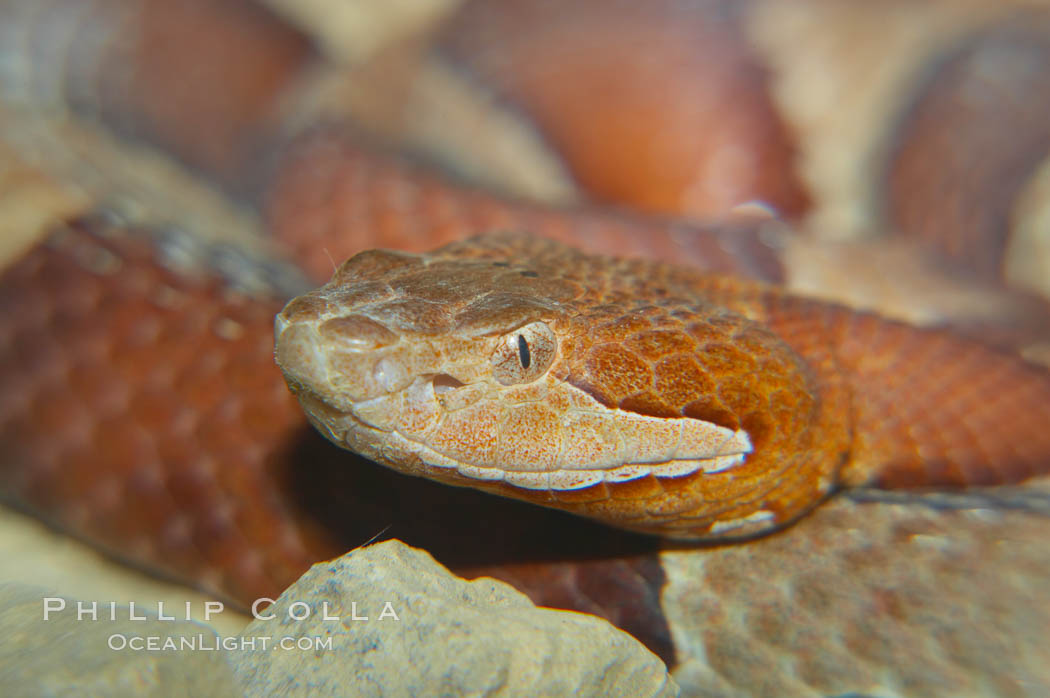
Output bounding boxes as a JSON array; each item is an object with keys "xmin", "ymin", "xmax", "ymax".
[
  {"xmin": 0, "ymin": 540, "xmax": 677, "ymax": 697},
  {"xmin": 228, "ymin": 540, "xmax": 677, "ymax": 697},
  {"xmin": 662, "ymin": 493, "xmax": 1050, "ymax": 696},
  {"xmin": 0, "ymin": 584, "xmax": 239, "ymax": 698}
]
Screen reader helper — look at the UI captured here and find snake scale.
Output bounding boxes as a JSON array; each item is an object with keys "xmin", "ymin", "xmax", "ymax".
[{"xmin": 2, "ymin": 0, "xmax": 1050, "ymax": 693}]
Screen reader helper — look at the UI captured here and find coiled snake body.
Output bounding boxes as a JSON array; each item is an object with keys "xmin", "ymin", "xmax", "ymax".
[{"xmin": 2, "ymin": 0, "xmax": 1050, "ymax": 692}]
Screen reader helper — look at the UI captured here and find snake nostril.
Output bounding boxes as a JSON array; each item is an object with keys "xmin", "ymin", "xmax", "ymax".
[{"xmin": 432, "ymin": 374, "xmax": 465, "ymax": 394}]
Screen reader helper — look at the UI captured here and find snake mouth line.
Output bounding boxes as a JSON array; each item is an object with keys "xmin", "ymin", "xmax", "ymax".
[
  {"xmin": 399, "ymin": 432, "xmax": 750, "ymax": 491},
  {"xmin": 327, "ymin": 373, "xmax": 756, "ymax": 492},
  {"xmin": 333, "ymin": 397, "xmax": 753, "ymax": 492}
]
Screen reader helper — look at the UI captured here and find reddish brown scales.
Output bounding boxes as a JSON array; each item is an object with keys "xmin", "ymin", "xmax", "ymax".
[
  {"xmin": 439, "ymin": 0, "xmax": 810, "ymax": 220},
  {"xmin": 563, "ymin": 304, "xmax": 812, "ymax": 438},
  {"xmin": 58, "ymin": 0, "xmax": 316, "ymax": 185},
  {"xmin": 885, "ymin": 19, "xmax": 1050, "ymax": 281},
  {"xmin": 550, "ymin": 296, "xmax": 843, "ymax": 536},
  {"xmin": 263, "ymin": 129, "xmax": 786, "ymax": 285},
  {"xmin": 758, "ymin": 292, "xmax": 1050, "ymax": 489},
  {"xmin": 0, "ymin": 224, "xmax": 334, "ymax": 604}
]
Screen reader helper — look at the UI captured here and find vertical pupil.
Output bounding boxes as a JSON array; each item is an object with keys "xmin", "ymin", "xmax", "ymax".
[{"xmin": 517, "ymin": 335, "xmax": 531, "ymax": 369}]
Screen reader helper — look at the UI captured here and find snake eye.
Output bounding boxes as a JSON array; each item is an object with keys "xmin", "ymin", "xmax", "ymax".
[{"xmin": 491, "ymin": 321, "xmax": 556, "ymax": 385}]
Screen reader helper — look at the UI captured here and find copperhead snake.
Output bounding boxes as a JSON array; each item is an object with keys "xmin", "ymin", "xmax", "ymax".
[{"xmin": 2, "ymin": 0, "xmax": 1050, "ymax": 693}]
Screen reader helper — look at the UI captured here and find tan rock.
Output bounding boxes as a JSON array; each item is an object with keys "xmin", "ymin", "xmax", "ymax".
[
  {"xmin": 229, "ymin": 540, "xmax": 678, "ymax": 698},
  {"xmin": 663, "ymin": 491, "xmax": 1050, "ymax": 696},
  {"xmin": 0, "ymin": 584, "xmax": 239, "ymax": 698}
]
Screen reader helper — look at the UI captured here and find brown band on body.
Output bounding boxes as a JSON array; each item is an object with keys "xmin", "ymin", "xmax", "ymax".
[
  {"xmin": 3, "ymin": 0, "xmax": 319, "ymax": 187},
  {"xmin": 262, "ymin": 129, "xmax": 787, "ymax": 285},
  {"xmin": 885, "ymin": 18, "xmax": 1050, "ymax": 282},
  {"xmin": 438, "ymin": 0, "xmax": 810, "ymax": 221}
]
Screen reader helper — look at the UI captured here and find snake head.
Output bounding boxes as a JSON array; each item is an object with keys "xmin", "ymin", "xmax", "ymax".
[{"xmin": 275, "ymin": 233, "xmax": 845, "ymax": 540}]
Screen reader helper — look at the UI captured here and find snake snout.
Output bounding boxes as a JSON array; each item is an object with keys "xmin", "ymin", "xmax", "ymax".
[
  {"xmin": 275, "ymin": 299, "xmax": 420, "ymax": 411},
  {"xmin": 274, "ymin": 320, "xmax": 333, "ymax": 403}
]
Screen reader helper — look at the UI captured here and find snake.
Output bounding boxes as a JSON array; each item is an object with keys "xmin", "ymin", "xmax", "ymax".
[
  {"xmin": 2, "ymin": 0, "xmax": 1050, "ymax": 692},
  {"xmin": 274, "ymin": 231, "xmax": 1050, "ymax": 541}
]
